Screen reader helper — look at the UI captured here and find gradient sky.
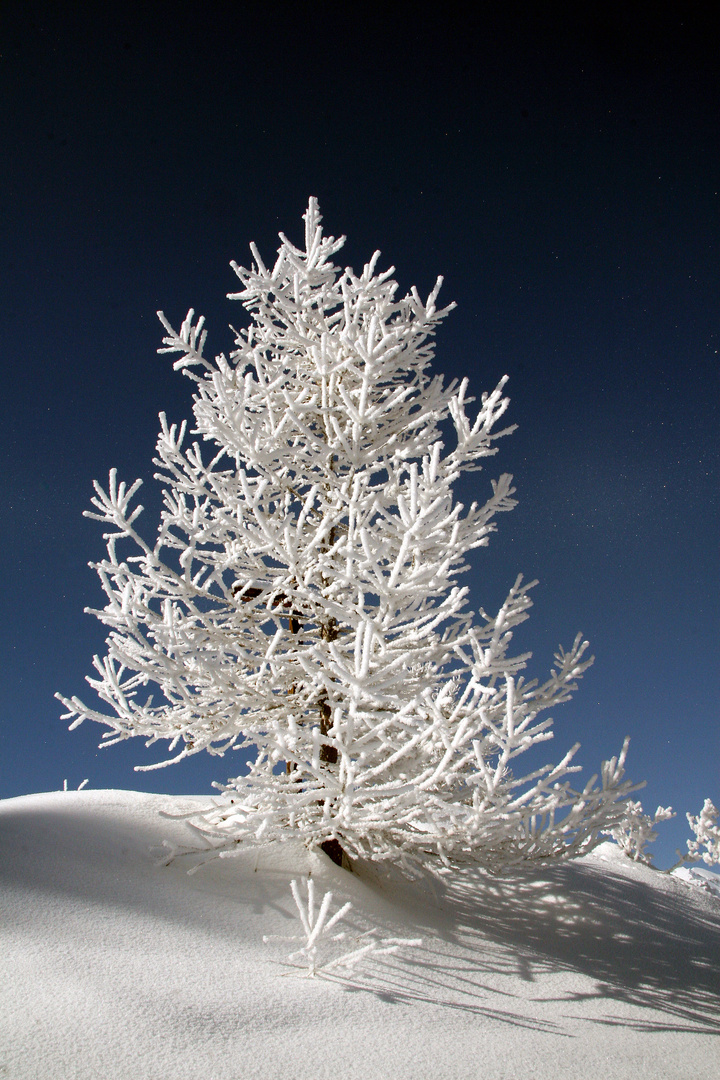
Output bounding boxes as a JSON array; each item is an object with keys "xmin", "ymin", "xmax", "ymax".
[{"xmin": 2, "ymin": 3, "xmax": 717, "ymax": 867}]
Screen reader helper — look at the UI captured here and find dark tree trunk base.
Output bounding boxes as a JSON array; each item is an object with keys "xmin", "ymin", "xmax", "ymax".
[{"xmin": 320, "ymin": 838, "xmax": 352, "ymax": 871}]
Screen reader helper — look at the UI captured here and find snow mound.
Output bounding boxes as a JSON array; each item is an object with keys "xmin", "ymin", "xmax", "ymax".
[
  {"xmin": 1, "ymin": 790, "xmax": 719, "ymax": 1080},
  {"xmin": 672, "ymin": 863, "xmax": 720, "ymax": 898}
]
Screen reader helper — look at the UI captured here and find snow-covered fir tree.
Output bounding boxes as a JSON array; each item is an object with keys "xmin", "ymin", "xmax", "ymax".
[
  {"xmin": 58, "ymin": 199, "xmax": 638, "ymax": 872},
  {"xmin": 685, "ymin": 799, "xmax": 720, "ymax": 867}
]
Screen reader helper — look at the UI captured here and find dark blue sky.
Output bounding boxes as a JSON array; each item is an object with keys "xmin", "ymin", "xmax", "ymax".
[{"xmin": 2, "ymin": 2, "xmax": 717, "ymax": 867}]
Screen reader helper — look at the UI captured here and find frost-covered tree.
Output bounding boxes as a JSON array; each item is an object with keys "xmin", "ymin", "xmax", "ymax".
[
  {"xmin": 57, "ymin": 199, "xmax": 638, "ymax": 872},
  {"xmin": 603, "ymin": 801, "xmax": 675, "ymax": 864},
  {"xmin": 684, "ymin": 799, "xmax": 720, "ymax": 868}
]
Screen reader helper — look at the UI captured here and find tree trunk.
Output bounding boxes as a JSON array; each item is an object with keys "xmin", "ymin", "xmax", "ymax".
[{"xmin": 320, "ymin": 837, "xmax": 352, "ymax": 870}]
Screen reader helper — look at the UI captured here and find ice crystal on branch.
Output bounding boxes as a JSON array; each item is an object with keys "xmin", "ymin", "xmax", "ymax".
[{"xmin": 57, "ymin": 199, "xmax": 638, "ymax": 872}]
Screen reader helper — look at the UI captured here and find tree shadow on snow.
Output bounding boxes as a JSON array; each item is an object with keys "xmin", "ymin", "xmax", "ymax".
[
  {"xmin": 357, "ymin": 856, "xmax": 720, "ymax": 1036},
  {"xmin": 3, "ymin": 795, "xmax": 719, "ymax": 1037}
]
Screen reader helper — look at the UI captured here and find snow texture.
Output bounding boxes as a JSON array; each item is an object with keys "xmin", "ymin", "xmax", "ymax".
[{"xmin": 1, "ymin": 790, "xmax": 719, "ymax": 1080}]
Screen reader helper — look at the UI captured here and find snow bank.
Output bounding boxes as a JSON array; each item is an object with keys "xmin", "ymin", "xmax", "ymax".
[
  {"xmin": 1, "ymin": 791, "xmax": 719, "ymax": 1080},
  {"xmin": 672, "ymin": 863, "xmax": 720, "ymax": 898}
]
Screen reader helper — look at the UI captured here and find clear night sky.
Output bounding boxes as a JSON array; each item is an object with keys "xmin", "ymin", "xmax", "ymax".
[{"xmin": 2, "ymin": 3, "xmax": 717, "ymax": 867}]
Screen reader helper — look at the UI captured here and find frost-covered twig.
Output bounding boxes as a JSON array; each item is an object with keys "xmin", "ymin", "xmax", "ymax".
[
  {"xmin": 603, "ymin": 800, "xmax": 674, "ymax": 864},
  {"xmin": 685, "ymin": 799, "xmax": 720, "ymax": 867},
  {"xmin": 263, "ymin": 878, "xmax": 421, "ymax": 977}
]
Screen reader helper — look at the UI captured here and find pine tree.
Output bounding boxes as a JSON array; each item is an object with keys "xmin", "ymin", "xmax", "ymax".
[{"xmin": 57, "ymin": 199, "xmax": 637, "ymax": 872}]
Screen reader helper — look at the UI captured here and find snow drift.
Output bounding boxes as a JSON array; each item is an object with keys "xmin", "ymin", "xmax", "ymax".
[{"xmin": 1, "ymin": 790, "xmax": 719, "ymax": 1080}]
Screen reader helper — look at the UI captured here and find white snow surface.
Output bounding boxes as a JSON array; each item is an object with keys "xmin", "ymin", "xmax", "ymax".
[
  {"xmin": 671, "ymin": 864, "xmax": 720, "ymax": 898},
  {"xmin": 2, "ymin": 791, "xmax": 719, "ymax": 1080}
]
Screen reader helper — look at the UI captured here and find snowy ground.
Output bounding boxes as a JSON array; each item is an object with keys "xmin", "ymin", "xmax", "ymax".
[{"xmin": 2, "ymin": 790, "xmax": 719, "ymax": 1080}]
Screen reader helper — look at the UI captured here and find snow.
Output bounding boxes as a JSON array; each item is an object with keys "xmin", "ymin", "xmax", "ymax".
[
  {"xmin": 2, "ymin": 792, "xmax": 719, "ymax": 1080},
  {"xmin": 672, "ymin": 863, "xmax": 720, "ymax": 898}
]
